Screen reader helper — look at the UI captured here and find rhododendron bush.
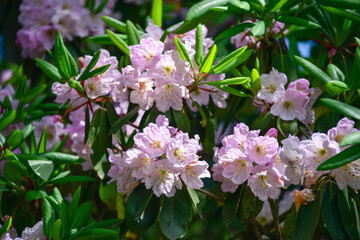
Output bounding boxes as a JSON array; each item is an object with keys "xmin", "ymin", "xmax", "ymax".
[{"xmin": 1, "ymin": 0, "xmax": 360, "ymax": 239}]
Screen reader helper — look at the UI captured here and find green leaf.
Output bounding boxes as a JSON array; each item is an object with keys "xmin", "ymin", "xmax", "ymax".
[
  {"xmin": 126, "ymin": 20, "xmax": 141, "ymax": 45},
  {"xmin": 28, "ymin": 160, "xmax": 54, "ymax": 180},
  {"xmin": 195, "ymin": 24, "xmax": 203, "ymax": 66},
  {"xmin": 204, "ymin": 77, "xmax": 249, "ymax": 87},
  {"xmin": 66, "ymin": 48, "xmax": 78, "ymax": 77},
  {"xmin": 294, "ymin": 189, "xmax": 322, "ymax": 240},
  {"xmin": 250, "ymin": 68, "xmax": 261, "ymax": 92},
  {"xmin": 46, "ymin": 176, "xmax": 95, "ymax": 185},
  {"xmin": 249, "ymin": 20, "xmax": 268, "ymax": 36},
  {"xmin": 174, "ymin": 36, "xmax": 194, "ymax": 71},
  {"xmin": 185, "ymin": 0, "xmax": 229, "ymax": 21},
  {"xmin": 186, "ymin": 187, "xmax": 202, "ymax": 217},
  {"xmin": 43, "ymin": 198, "xmax": 52, "ymax": 237},
  {"xmin": 36, "ymin": 58, "xmax": 63, "ymax": 82},
  {"xmin": 294, "ymin": 55, "xmax": 332, "ymax": 84},
  {"xmin": 338, "ymin": 187, "xmax": 360, "ymax": 240},
  {"xmin": 68, "ymin": 79, "xmax": 85, "ymax": 96},
  {"xmin": 125, "ymin": 184, "xmax": 159, "ymax": 234},
  {"xmin": 212, "ymin": 47, "xmax": 251, "ymax": 74},
  {"xmin": 276, "ymin": 16, "xmax": 321, "ymax": 28},
  {"xmin": 326, "ymin": 81, "xmax": 349, "ymax": 95},
  {"xmin": 94, "ymin": 0, "xmax": 109, "ymax": 14},
  {"xmin": 321, "ymin": 5, "xmax": 360, "ymax": 23},
  {"xmin": 172, "ymin": 109, "xmax": 191, "ymax": 133},
  {"xmin": 108, "ymin": 106, "xmax": 140, "ymax": 135},
  {"xmin": 25, "ymin": 190, "xmax": 48, "ymax": 201},
  {"xmin": 70, "ymin": 201, "xmax": 92, "ymax": 231},
  {"xmin": 0, "ymin": 217, "xmax": 12, "ymax": 237},
  {"xmin": 3, "ymin": 161, "xmax": 24, "ymax": 183},
  {"xmin": 199, "ymin": 44, "xmax": 217, "ymax": 75},
  {"xmin": 24, "ymin": 84, "xmax": 47, "ymax": 104},
  {"xmin": 282, "ymin": 204, "xmax": 297, "ymax": 238},
  {"xmin": 37, "ymin": 126, "xmax": 47, "ymax": 153},
  {"xmin": 320, "ymin": 98, "xmax": 360, "ymax": 120},
  {"xmin": 350, "ymin": 38, "xmax": 360, "ymax": 89},
  {"xmin": 341, "ymin": 131, "xmax": 360, "ymax": 147},
  {"xmin": 222, "ymin": 186, "xmax": 242, "ymax": 225},
  {"xmin": 106, "ymin": 29, "xmax": 130, "ymax": 56},
  {"xmin": 215, "ymin": 22, "xmax": 253, "ymax": 41},
  {"xmin": 69, "ymin": 186, "xmax": 82, "ymax": 221},
  {"xmin": 86, "ymin": 64, "xmax": 111, "ymax": 79},
  {"xmin": 265, "ymin": 0, "xmax": 288, "ymax": 12},
  {"xmin": 5, "ymin": 129, "xmax": 23, "ymax": 150},
  {"xmin": 74, "ymin": 229, "xmax": 118, "ymax": 240},
  {"xmin": 151, "ymin": 0, "xmax": 162, "ymax": 27},
  {"xmin": 86, "ymin": 34, "xmax": 127, "ymax": 45},
  {"xmin": 16, "ymin": 152, "xmax": 85, "ymax": 164},
  {"xmin": 237, "ymin": 185, "xmax": 263, "ymax": 221},
  {"xmin": 317, "ymin": 0, "xmax": 360, "ymax": 10},
  {"xmin": 101, "ymin": 16, "xmax": 126, "ymax": 33},
  {"xmin": 322, "ymin": 181, "xmax": 349, "ymax": 240},
  {"xmin": 327, "ymin": 63, "xmax": 345, "ymax": 82},
  {"xmin": 173, "ymin": 13, "xmax": 219, "ymax": 34},
  {"xmin": 160, "ymin": 189, "xmax": 192, "ymax": 240},
  {"xmin": 317, "ymin": 144, "xmax": 360, "ymax": 170},
  {"xmin": 216, "ymin": 85, "xmax": 249, "ymax": 97},
  {"xmin": 54, "ymin": 31, "xmax": 71, "ymax": 81},
  {"xmin": 78, "ymin": 50, "xmax": 101, "ymax": 81},
  {"xmin": 51, "ymin": 219, "xmax": 62, "ymax": 240},
  {"xmin": 0, "ymin": 110, "xmax": 16, "ymax": 131}
]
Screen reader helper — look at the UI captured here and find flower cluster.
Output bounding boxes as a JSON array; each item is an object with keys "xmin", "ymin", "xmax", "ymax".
[
  {"xmin": 119, "ymin": 22, "xmax": 228, "ymax": 113},
  {"xmin": 254, "ymin": 69, "xmax": 321, "ymax": 125},
  {"xmin": 280, "ymin": 117, "xmax": 360, "ymax": 190},
  {"xmin": 0, "ymin": 220, "xmax": 45, "ymax": 240},
  {"xmin": 52, "ymin": 49, "xmax": 123, "ymax": 109},
  {"xmin": 17, "ymin": 0, "xmax": 118, "ymax": 58},
  {"xmin": 231, "ymin": 19, "xmax": 287, "ymax": 49},
  {"xmin": 212, "ymin": 123, "xmax": 286, "ymax": 201},
  {"xmin": 108, "ymin": 115, "xmax": 210, "ymax": 197},
  {"xmin": 34, "ymin": 115, "xmax": 64, "ymax": 150}
]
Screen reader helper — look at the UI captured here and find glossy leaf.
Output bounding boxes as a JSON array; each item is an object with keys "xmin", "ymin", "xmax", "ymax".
[
  {"xmin": 51, "ymin": 219, "xmax": 62, "ymax": 240},
  {"xmin": 5, "ymin": 129, "xmax": 23, "ymax": 150},
  {"xmin": 282, "ymin": 204, "xmax": 297, "ymax": 238},
  {"xmin": 108, "ymin": 105, "xmax": 139, "ymax": 135},
  {"xmin": 3, "ymin": 161, "xmax": 24, "ymax": 183},
  {"xmin": 317, "ymin": 0, "xmax": 360, "ymax": 10},
  {"xmin": 222, "ymin": 186, "xmax": 242, "ymax": 224},
  {"xmin": 101, "ymin": 16, "xmax": 126, "ymax": 33},
  {"xmin": 350, "ymin": 38, "xmax": 360, "ymax": 89},
  {"xmin": 320, "ymin": 98, "xmax": 360, "ymax": 120},
  {"xmin": 126, "ymin": 20, "xmax": 140, "ymax": 45},
  {"xmin": 276, "ymin": 16, "xmax": 321, "ymax": 28},
  {"xmin": 160, "ymin": 189, "xmax": 192, "ymax": 240},
  {"xmin": 42, "ymin": 198, "xmax": 52, "ymax": 237},
  {"xmin": 238, "ymin": 185, "xmax": 263, "ymax": 221},
  {"xmin": 54, "ymin": 31, "xmax": 71, "ymax": 81},
  {"xmin": 86, "ymin": 34, "xmax": 127, "ymax": 45},
  {"xmin": 294, "ymin": 55, "xmax": 331, "ymax": 84},
  {"xmin": 35, "ymin": 58, "xmax": 63, "ymax": 82},
  {"xmin": 70, "ymin": 201, "xmax": 92, "ymax": 230},
  {"xmin": 327, "ymin": 63, "xmax": 345, "ymax": 82},
  {"xmin": 0, "ymin": 217, "xmax": 12, "ymax": 237},
  {"xmin": 66, "ymin": 48, "xmax": 78, "ymax": 77},
  {"xmin": 151, "ymin": 0, "xmax": 162, "ymax": 27},
  {"xmin": 172, "ymin": 109, "xmax": 191, "ymax": 133},
  {"xmin": 317, "ymin": 144, "xmax": 360, "ymax": 170},
  {"xmin": 195, "ymin": 24, "xmax": 203, "ymax": 66},
  {"xmin": 25, "ymin": 190, "xmax": 48, "ymax": 201},
  {"xmin": 321, "ymin": 5, "xmax": 360, "ymax": 23},
  {"xmin": 106, "ymin": 29, "xmax": 130, "ymax": 56},
  {"xmin": 216, "ymin": 85, "xmax": 249, "ymax": 97},
  {"xmin": 174, "ymin": 36, "xmax": 194, "ymax": 71},
  {"xmin": 214, "ymin": 22, "xmax": 253, "ymax": 41},
  {"xmin": 0, "ymin": 110, "xmax": 16, "ymax": 131},
  {"xmin": 78, "ymin": 50, "xmax": 101, "ymax": 81},
  {"xmin": 204, "ymin": 77, "xmax": 249, "ymax": 87},
  {"xmin": 185, "ymin": 0, "xmax": 229, "ymax": 21},
  {"xmin": 199, "ymin": 44, "xmax": 217, "ymax": 75},
  {"xmin": 212, "ymin": 46, "xmax": 249, "ymax": 74},
  {"xmin": 249, "ymin": 20, "xmax": 268, "ymax": 36},
  {"xmin": 338, "ymin": 187, "xmax": 360, "ymax": 240},
  {"xmin": 28, "ymin": 160, "xmax": 54, "ymax": 180},
  {"xmin": 94, "ymin": 0, "xmax": 109, "ymax": 14},
  {"xmin": 341, "ymin": 131, "xmax": 360, "ymax": 147}
]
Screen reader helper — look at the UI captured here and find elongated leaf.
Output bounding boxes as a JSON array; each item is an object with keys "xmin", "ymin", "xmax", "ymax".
[
  {"xmin": 125, "ymin": 184, "xmax": 159, "ymax": 234},
  {"xmin": 185, "ymin": 0, "xmax": 229, "ymax": 21},
  {"xmin": 338, "ymin": 187, "xmax": 360, "ymax": 240},
  {"xmin": 28, "ymin": 160, "xmax": 54, "ymax": 180},
  {"xmin": 327, "ymin": 64, "xmax": 345, "ymax": 82},
  {"xmin": 16, "ymin": 152, "xmax": 85, "ymax": 164},
  {"xmin": 46, "ymin": 176, "xmax": 95, "ymax": 185},
  {"xmin": 320, "ymin": 98, "xmax": 360, "ymax": 120},
  {"xmin": 215, "ymin": 22, "xmax": 254, "ymax": 41},
  {"xmin": 317, "ymin": 0, "xmax": 360, "ymax": 10},
  {"xmin": 126, "ymin": 20, "xmax": 140, "ymax": 45},
  {"xmin": 173, "ymin": 12, "xmax": 219, "ymax": 34},
  {"xmin": 86, "ymin": 34, "xmax": 127, "ymax": 45},
  {"xmin": 69, "ymin": 186, "xmax": 82, "ymax": 221},
  {"xmin": 294, "ymin": 55, "xmax": 331, "ymax": 84},
  {"xmin": 70, "ymin": 201, "xmax": 92, "ymax": 230},
  {"xmin": 283, "ymin": 204, "xmax": 297, "ymax": 238},
  {"xmin": 216, "ymin": 85, "xmax": 249, "ymax": 97},
  {"xmin": 160, "ymin": 189, "xmax": 192, "ymax": 240},
  {"xmin": 3, "ymin": 161, "xmax": 25, "ymax": 183},
  {"xmin": 25, "ymin": 190, "xmax": 48, "ymax": 201},
  {"xmin": 108, "ymin": 106, "xmax": 140, "ymax": 135},
  {"xmin": 151, "ymin": 0, "xmax": 162, "ymax": 27},
  {"xmin": 321, "ymin": 5, "xmax": 360, "ymax": 23},
  {"xmin": 322, "ymin": 181, "xmax": 349, "ymax": 240},
  {"xmin": 249, "ymin": 20, "xmax": 268, "ymax": 36},
  {"xmin": 174, "ymin": 36, "xmax": 194, "ymax": 71},
  {"xmin": 199, "ymin": 44, "xmax": 217, "ymax": 75},
  {"xmin": 36, "ymin": 58, "xmax": 63, "ymax": 82},
  {"xmin": 341, "ymin": 131, "xmax": 360, "ymax": 147},
  {"xmin": 294, "ymin": 189, "xmax": 322, "ymax": 240},
  {"xmin": 6, "ymin": 129, "xmax": 23, "ymax": 150},
  {"xmin": 78, "ymin": 50, "xmax": 101, "ymax": 81},
  {"xmin": 42, "ymin": 198, "xmax": 52, "ymax": 237},
  {"xmin": 195, "ymin": 24, "xmax": 203, "ymax": 66},
  {"xmin": 350, "ymin": 38, "xmax": 360, "ymax": 89},
  {"xmin": 94, "ymin": 0, "xmax": 109, "ymax": 14},
  {"xmin": 106, "ymin": 29, "xmax": 130, "ymax": 56},
  {"xmin": 102, "ymin": 16, "xmax": 126, "ymax": 33},
  {"xmin": 266, "ymin": 0, "xmax": 288, "ymax": 12},
  {"xmin": 75, "ymin": 228, "xmax": 118, "ymax": 240},
  {"xmin": 204, "ymin": 77, "xmax": 249, "ymax": 87},
  {"xmin": 86, "ymin": 64, "xmax": 111, "ymax": 79},
  {"xmin": 0, "ymin": 217, "xmax": 12, "ymax": 237},
  {"xmin": 24, "ymin": 84, "xmax": 47, "ymax": 104},
  {"xmin": 172, "ymin": 109, "xmax": 191, "ymax": 133},
  {"xmin": 37, "ymin": 126, "xmax": 47, "ymax": 153},
  {"xmin": 276, "ymin": 16, "xmax": 321, "ymax": 28},
  {"xmin": 66, "ymin": 48, "xmax": 78, "ymax": 77},
  {"xmin": 222, "ymin": 187, "xmax": 242, "ymax": 224},
  {"xmin": 238, "ymin": 185, "xmax": 263, "ymax": 221},
  {"xmin": 0, "ymin": 110, "xmax": 16, "ymax": 131},
  {"xmin": 186, "ymin": 187, "xmax": 202, "ymax": 217},
  {"xmin": 212, "ymin": 46, "xmax": 249, "ymax": 74},
  {"xmin": 51, "ymin": 219, "xmax": 62, "ymax": 240},
  {"xmin": 54, "ymin": 31, "xmax": 71, "ymax": 81},
  {"xmin": 317, "ymin": 144, "xmax": 360, "ymax": 170}
]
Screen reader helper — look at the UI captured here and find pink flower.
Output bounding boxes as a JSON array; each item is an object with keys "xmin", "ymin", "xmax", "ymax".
[
  {"xmin": 245, "ymin": 136, "xmax": 279, "ymax": 165},
  {"xmin": 327, "ymin": 117, "xmax": 358, "ymax": 145},
  {"xmin": 19, "ymin": 220, "xmax": 46, "ymax": 240},
  {"xmin": 332, "ymin": 159, "xmax": 360, "ymax": 190},
  {"xmin": 154, "ymin": 83, "xmax": 188, "ymax": 112},
  {"xmin": 129, "ymin": 38, "xmax": 164, "ymax": 70},
  {"xmin": 34, "ymin": 115, "xmax": 64, "ymax": 150},
  {"xmin": 257, "ymin": 69, "xmax": 287, "ymax": 103},
  {"xmin": 248, "ymin": 165, "xmax": 284, "ymax": 201},
  {"xmin": 221, "ymin": 148, "xmax": 252, "ymax": 185},
  {"xmin": 181, "ymin": 161, "xmax": 210, "ymax": 189},
  {"xmin": 270, "ymin": 88, "xmax": 309, "ymax": 121}
]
